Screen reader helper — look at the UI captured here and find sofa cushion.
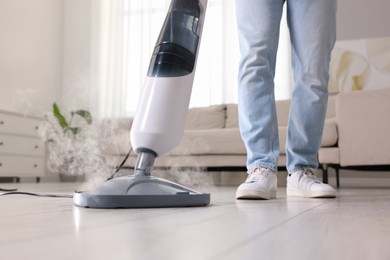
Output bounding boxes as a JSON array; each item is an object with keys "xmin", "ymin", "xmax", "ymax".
[
  {"xmin": 169, "ymin": 128, "xmax": 246, "ymax": 155},
  {"xmin": 225, "ymin": 103, "xmax": 239, "ymax": 128},
  {"xmin": 276, "ymin": 99, "xmax": 291, "ymax": 127},
  {"xmin": 318, "ymin": 147, "xmax": 340, "ymax": 164},
  {"xmin": 326, "ymin": 95, "xmax": 336, "ymax": 118},
  {"xmin": 99, "ymin": 118, "xmax": 133, "ymax": 156},
  {"xmin": 101, "ymin": 117, "xmax": 133, "ymax": 131},
  {"xmin": 322, "ymin": 118, "xmax": 338, "ymax": 147},
  {"xmin": 185, "ymin": 104, "xmax": 226, "ymax": 130},
  {"xmin": 336, "ymin": 88, "xmax": 390, "ymax": 166},
  {"xmin": 279, "ymin": 126, "xmax": 287, "ymax": 154},
  {"xmin": 101, "ymin": 129, "xmax": 131, "ymax": 156}
]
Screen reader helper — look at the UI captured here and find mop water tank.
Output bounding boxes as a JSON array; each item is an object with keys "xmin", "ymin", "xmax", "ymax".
[
  {"xmin": 148, "ymin": 0, "xmax": 201, "ymax": 77},
  {"xmin": 130, "ymin": 0, "xmax": 206, "ymax": 156}
]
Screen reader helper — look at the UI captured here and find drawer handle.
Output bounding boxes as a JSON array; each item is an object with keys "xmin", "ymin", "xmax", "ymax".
[
  {"xmin": 34, "ymin": 145, "xmax": 39, "ymax": 149},
  {"xmin": 0, "ymin": 163, "xmax": 2, "ymax": 167},
  {"xmin": 34, "ymin": 164, "xmax": 38, "ymax": 168},
  {"xmin": 0, "ymin": 121, "xmax": 4, "ymax": 125},
  {"xmin": 0, "ymin": 142, "xmax": 3, "ymax": 146}
]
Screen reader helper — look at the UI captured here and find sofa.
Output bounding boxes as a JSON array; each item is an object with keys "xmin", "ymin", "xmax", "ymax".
[
  {"xmin": 102, "ymin": 88, "xmax": 390, "ymax": 186},
  {"xmin": 319, "ymin": 87, "xmax": 390, "ymax": 186}
]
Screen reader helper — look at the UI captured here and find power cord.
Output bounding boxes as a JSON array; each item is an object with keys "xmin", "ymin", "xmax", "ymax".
[
  {"xmin": 105, "ymin": 147, "xmax": 133, "ymax": 181},
  {"xmin": 0, "ymin": 148, "xmax": 133, "ymax": 198},
  {"xmin": 0, "ymin": 192, "xmax": 73, "ymax": 198},
  {"xmin": 0, "ymin": 188, "xmax": 18, "ymax": 192}
]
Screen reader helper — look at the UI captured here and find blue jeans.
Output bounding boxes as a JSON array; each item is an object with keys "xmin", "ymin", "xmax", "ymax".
[{"xmin": 236, "ymin": 0, "xmax": 337, "ymax": 173}]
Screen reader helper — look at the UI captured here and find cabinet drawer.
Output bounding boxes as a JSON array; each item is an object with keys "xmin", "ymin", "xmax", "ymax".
[
  {"xmin": 0, "ymin": 134, "xmax": 44, "ymax": 156},
  {"xmin": 0, "ymin": 113, "xmax": 41, "ymax": 137},
  {"xmin": 0, "ymin": 156, "xmax": 44, "ymax": 176}
]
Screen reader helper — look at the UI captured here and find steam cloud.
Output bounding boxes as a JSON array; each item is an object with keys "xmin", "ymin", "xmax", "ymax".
[
  {"xmin": 38, "ymin": 112, "xmax": 114, "ymax": 190},
  {"xmin": 15, "ymin": 87, "xmax": 214, "ymax": 191}
]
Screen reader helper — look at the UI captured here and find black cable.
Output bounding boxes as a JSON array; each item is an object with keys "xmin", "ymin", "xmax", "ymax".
[
  {"xmin": 0, "ymin": 192, "xmax": 72, "ymax": 198},
  {"xmin": 0, "ymin": 147, "xmax": 133, "ymax": 198},
  {"xmin": 0, "ymin": 188, "xmax": 18, "ymax": 192},
  {"xmin": 105, "ymin": 147, "xmax": 133, "ymax": 181}
]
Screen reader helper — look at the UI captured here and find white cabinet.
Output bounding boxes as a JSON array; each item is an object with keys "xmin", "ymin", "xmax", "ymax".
[{"xmin": 0, "ymin": 110, "xmax": 45, "ymax": 180}]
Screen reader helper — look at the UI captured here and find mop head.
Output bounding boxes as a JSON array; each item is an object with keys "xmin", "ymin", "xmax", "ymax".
[{"xmin": 73, "ymin": 174, "xmax": 210, "ymax": 208}]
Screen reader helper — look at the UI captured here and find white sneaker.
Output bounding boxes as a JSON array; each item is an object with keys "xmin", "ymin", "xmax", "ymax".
[
  {"xmin": 287, "ymin": 168, "xmax": 336, "ymax": 198},
  {"xmin": 236, "ymin": 167, "xmax": 277, "ymax": 200}
]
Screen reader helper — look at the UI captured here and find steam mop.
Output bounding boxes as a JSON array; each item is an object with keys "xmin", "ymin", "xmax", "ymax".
[{"xmin": 73, "ymin": 0, "xmax": 210, "ymax": 208}]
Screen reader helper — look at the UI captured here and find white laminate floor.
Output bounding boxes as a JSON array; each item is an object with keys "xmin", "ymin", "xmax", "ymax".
[{"xmin": 0, "ymin": 182, "xmax": 390, "ymax": 260}]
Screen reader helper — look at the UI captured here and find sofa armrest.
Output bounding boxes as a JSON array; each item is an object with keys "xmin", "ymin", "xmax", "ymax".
[{"xmin": 336, "ymin": 88, "xmax": 390, "ymax": 166}]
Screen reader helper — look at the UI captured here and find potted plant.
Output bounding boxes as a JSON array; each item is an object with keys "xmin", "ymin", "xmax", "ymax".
[{"xmin": 39, "ymin": 103, "xmax": 93, "ymax": 181}]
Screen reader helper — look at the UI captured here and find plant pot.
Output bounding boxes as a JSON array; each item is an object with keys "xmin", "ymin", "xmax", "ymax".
[{"xmin": 59, "ymin": 172, "xmax": 78, "ymax": 182}]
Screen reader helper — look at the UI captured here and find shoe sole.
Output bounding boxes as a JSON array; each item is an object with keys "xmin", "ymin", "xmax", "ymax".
[
  {"xmin": 287, "ymin": 189, "xmax": 336, "ymax": 198},
  {"xmin": 236, "ymin": 190, "xmax": 277, "ymax": 200}
]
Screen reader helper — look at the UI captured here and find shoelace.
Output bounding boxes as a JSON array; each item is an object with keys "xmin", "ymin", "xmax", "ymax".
[
  {"xmin": 300, "ymin": 168, "xmax": 321, "ymax": 184},
  {"xmin": 246, "ymin": 168, "xmax": 273, "ymax": 183}
]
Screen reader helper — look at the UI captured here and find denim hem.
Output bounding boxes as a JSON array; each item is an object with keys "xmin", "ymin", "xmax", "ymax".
[
  {"xmin": 288, "ymin": 166, "xmax": 318, "ymax": 175},
  {"xmin": 247, "ymin": 163, "xmax": 278, "ymax": 174}
]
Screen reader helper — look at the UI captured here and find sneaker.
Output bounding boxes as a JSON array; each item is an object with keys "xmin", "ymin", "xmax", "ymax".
[
  {"xmin": 236, "ymin": 167, "xmax": 277, "ymax": 200},
  {"xmin": 287, "ymin": 168, "xmax": 336, "ymax": 198}
]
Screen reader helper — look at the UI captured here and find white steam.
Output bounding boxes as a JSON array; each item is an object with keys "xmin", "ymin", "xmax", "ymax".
[
  {"xmin": 14, "ymin": 87, "xmax": 214, "ymax": 191},
  {"xmin": 38, "ymin": 113, "xmax": 114, "ymax": 188}
]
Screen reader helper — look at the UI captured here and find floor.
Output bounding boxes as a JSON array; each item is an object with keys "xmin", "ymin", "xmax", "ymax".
[{"xmin": 1, "ymin": 182, "xmax": 390, "ymax": 260}]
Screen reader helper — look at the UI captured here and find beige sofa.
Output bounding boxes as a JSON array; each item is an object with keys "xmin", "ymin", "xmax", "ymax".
[
  {"xmin": 102, "ymin": 95, "xmax": 337, "ymax": 172},
  {"xmin": 319, "ymin": 88, "xmax": 390, "ymax": 186},
  {"xmin": 102, "ymin": 88, "xmax": 390, "ymax": 186}
]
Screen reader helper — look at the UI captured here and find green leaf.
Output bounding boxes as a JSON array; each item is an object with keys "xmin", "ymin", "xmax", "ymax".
[
  {"xmin": 69, "ymin": 127, "xmax": 80, "ymax": 135},
  {"xmin": 53, "ymin": 103, "xmax": 69, "ymax": 131},
  {"xmin": 73, "ymin": 110, "xmax": 93, "ymax": 124}
]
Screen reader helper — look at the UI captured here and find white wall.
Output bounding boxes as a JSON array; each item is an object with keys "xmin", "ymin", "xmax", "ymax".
[
  {"xmin": 337, "ymin": 0, "xmax": 390, "ymax": 40},
  {"xmin": 61, "ymin": 0, "xmax": 93, "ymax": 112},
  {"xmin": 0, "ymin": 0, "xmax": 92, "ymax": 181},
  {"xmin": 0, "ymin": 0, "xmax": 64, "ymax": 115},
  {"xmin": 0, "ymin": 0, "xmax": 93, "ymax": 116}
]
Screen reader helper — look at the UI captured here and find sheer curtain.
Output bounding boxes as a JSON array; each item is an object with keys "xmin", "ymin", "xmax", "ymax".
[
  {"xmin": 91, "ymin": 0, "xmax": 130, "ymax": 118},
  {"xmin": 92, "ymin": 0, "xmax": 291, "ymax": 118}
]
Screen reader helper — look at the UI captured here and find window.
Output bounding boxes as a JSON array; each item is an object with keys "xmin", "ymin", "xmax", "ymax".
[{"xmin": 96, "ymin": 0, "xmax": 291, "ymax": 117}]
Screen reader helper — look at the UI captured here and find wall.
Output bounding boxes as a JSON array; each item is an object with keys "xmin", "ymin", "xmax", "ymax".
[
  {"xmin": 0, "ymin": 0, "xmax": 64, "ymax": 116},
  {"xmin": 61, "ymin": 0, "xmax": 93, "ymax": 113},
  {"xmin": 0, "ymin": 0, "xmax": 92, "ymax": 182},
  {"xmin": 331, "ymin": 0, "xmax": 390, "ymax": 93},
  {"xmin": 337, "ymin": 0, "xmax": 390, "ymax": 40}
]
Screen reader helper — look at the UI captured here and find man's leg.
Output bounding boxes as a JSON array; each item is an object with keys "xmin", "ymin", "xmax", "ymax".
[
  {"xmin": 286, "ymin": 0, "xmax": 337, "ymax": 197},
  {"xmin": 236, "ymin": 0, "xmax": 284, "ymax": 173},
  {"xmin": 286, "ymin": 0, "xmax": 337, "ymax": 172},
  {"xmin": 235, "ymin": 0, "xmax": 284, "ymax": 199}
]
